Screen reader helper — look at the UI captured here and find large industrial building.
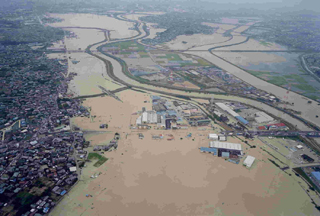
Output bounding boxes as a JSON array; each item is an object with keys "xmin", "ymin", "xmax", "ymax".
[
  {"xmin": 136, "ymin": 111, "xmax": 158, "ymax": 125},
  {"xmin": 209, "ymin": 141, "xmax": 242, "ymax": 156},
  {"xmin": 215, "ymin": 102, "xmax": 249, "ymax": 125},
  {"xmin": 254, "ymin": 111, "xmax": 274, "ymax": 123}
]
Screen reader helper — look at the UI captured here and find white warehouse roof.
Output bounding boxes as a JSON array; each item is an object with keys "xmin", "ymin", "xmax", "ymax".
[
  {"xmin": 136, "ymin": 115, "xmax": 142, "ymax": 125},
  {"xmin": 255, "ymin": 111, "xmax": 274, "ymax": 123},
  {"xmin": 142, "ymin": 112, "xmax": 148, "ymax": 123},
  {"xmin": 243, "ymin": 155, "xmax": 255, "ymax": 168},
  {"xmin": 215, "ymin": 103, "xmax": 239, "ymax": 117},
  {"xmin": 296, "ymin": 145, "xmax": 303, "ymax": 149},
  {"xmin": 209, "ymin": 141, "xmax": 242, "ymax": 151}
]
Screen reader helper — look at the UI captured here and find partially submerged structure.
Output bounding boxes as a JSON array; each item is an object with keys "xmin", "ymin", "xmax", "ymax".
[
  {"xmin": 209, "ymin": 141, "xmax": 242, "ymax": 157},
  {"xmin": 243, "ymin": 155, "xmax": 255, "ymax": 168}
]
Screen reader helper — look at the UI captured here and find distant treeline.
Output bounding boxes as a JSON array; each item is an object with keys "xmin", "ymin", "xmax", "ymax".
[
  {"xmin": 246, "ymin": 14, "xmax": 320, "ymax": 52},
  {"xmin": 140, "ymin": 12, "xmax": 218, "ymax": 45}
]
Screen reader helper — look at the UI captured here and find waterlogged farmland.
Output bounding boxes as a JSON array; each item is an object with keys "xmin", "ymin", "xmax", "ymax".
[{"xmin": 216, "ymin": 51, "xmax": 320, "ymax": 100}]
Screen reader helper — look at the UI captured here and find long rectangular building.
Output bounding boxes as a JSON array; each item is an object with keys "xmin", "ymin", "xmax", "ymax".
[
  {"xmin": 209, "ymin": 141, "xmax": 242, "ymax": 151},
  {"xmin": 215, "ymin": 102, "xmax": 239, "ymax": 117},
  {"xmin": 255, "ymin": 111, "xmax": 274, "ymax": 123},
  {"xmin": 216, "ymin": 102, "xmax": 249, "ymax": 125}
]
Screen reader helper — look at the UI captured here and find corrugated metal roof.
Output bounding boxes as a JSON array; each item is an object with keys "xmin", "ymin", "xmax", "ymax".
[
  {"xmin": 209, "ymin": 141, "xmax": 242, "ymax": 151},
  {"xmin": 235, "ymin": 116, "xmax": 249, "ymax": 125}
]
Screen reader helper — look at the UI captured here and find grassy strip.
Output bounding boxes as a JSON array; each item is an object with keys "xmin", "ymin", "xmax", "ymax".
[
  {"xmin": 268, "ymin": 76, "xmax": 288, "ymax": 86},
  {"xmin": 284, "ymin": 74, "xmax": 308, "ymax": 84},
  {"xmin": 88, "ymin": 152, "xmax": 108, "ymax": 167},
  {"xmin": 197, "ymin": 58, "xmax": 212, "ymax": 66}
]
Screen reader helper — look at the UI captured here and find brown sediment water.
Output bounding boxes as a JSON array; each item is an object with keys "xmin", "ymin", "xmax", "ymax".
[{"xmin": 51, "ymin": 91, "xmax": 319, "ymax": 216}]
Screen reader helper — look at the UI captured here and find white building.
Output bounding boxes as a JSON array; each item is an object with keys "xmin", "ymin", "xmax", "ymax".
[
  {"xmin": 255, "ymin": 111, "xmax": 274, "ymax": 123},
  {"xmin": 296, "ymin": 145, "xmax": 303, "ymax": 149},
  {"xmin": 215, "ymin": 102, "xmax": 239, "ymax": 117},
  {"xmin": 157, "ymin": 115, "xmax": 166, "ymax": 128},
  {"xmin": 147, "ymin": 111, "xmax": 158, "ymax": 124},
  {"xmin": 208, "ymin": 134, "xmax": 219, "ymax": 140},
  {"xmin": 243, "ymin": 155, "xmax": 255, "ymax": 168},
  {"xmin": 136, "ymin": 115, "xmax": 142, "ymax": 125},
  {"xmin": 142, "ymin": 112, "xmax": 148, "ymax": 123},
  {"xmin": 141, "ymin": 111, "xmax": 158, "ymax": 124},
  {"xmin": 218, "ymin": 134, "xmax": 226, "ymax": 141},
  {"xmin": 213, "ymin": 110, "xmax": 223, "ymax": 117},
  {"xmin": 209, "ymin": 141, "xmax": 242, "ymax": 152}
]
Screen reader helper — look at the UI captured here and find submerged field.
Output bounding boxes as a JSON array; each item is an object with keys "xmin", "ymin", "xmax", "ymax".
[
  {"xmin": 46, "ymin": 12, "xmax": 320, "ymax": 216},
  {"xmin": 215, "ymin": 51, "xmax": 320, "ymax": 100},
  {"xmin": 50, "ymin": 91, "xmax": 319, "ymax": 216}
]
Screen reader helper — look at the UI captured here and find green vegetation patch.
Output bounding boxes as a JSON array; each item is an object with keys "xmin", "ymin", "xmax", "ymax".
[
  {"xmin": 293, "ymin": 84, "xmax": 316, "ymax": 92},
  {"xmin": 268, "ymin": 76, "xmax": 288, "ymax": 86},
  {"xmin": 88, "ymin": 152, "xmax": 108, "ymax": 167},
  {"xmin": 247, "ymin": 70, "xmax": 275, "ymax": 76},
  {"xmin": 120, "ymin": 52, "xmax": 133, "ymax": 55},
  {"xmin": 308, "ymin": 95, "xmax": 320, "ymax": 101},
  {"xmin": 259, "ymin": 40, "xmax": 272, "ymax": 47},
  {"xmin": 284, "ymin": 74, "xmax": 307, "ymax": 84},
  {"xmin": 197, "ymin": 59, "xmax": 212, "ymax": 66},
  {"xmin": 16, "ymin": 191, "xmax": 37, "ymax": 206}
]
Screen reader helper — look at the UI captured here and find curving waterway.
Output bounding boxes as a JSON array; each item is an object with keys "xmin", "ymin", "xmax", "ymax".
[{"xmin": 84, "ymin": 13, "xmax": 319, "ymax": 133}]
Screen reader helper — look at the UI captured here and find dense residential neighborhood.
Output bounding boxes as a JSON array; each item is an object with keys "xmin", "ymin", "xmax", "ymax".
[{"xmin": 0, "ymin": 6, "xmax": 92, "ymax": 215}]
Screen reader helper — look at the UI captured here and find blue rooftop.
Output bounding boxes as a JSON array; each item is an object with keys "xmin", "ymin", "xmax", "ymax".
[
  {"xmin": 200, "ymin": 147, "xmax": 217, "ymax": 153},
  {"xmin": 152, "ymin": 95, "xmax": 161, "ymax": 100},
  {"xmin": 312, "ymin": 172, "xmax": 320, "ymax": 181},
  {"xmin": 235, "ymin": 116, "xmax": 249, "ymax": 125}
]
